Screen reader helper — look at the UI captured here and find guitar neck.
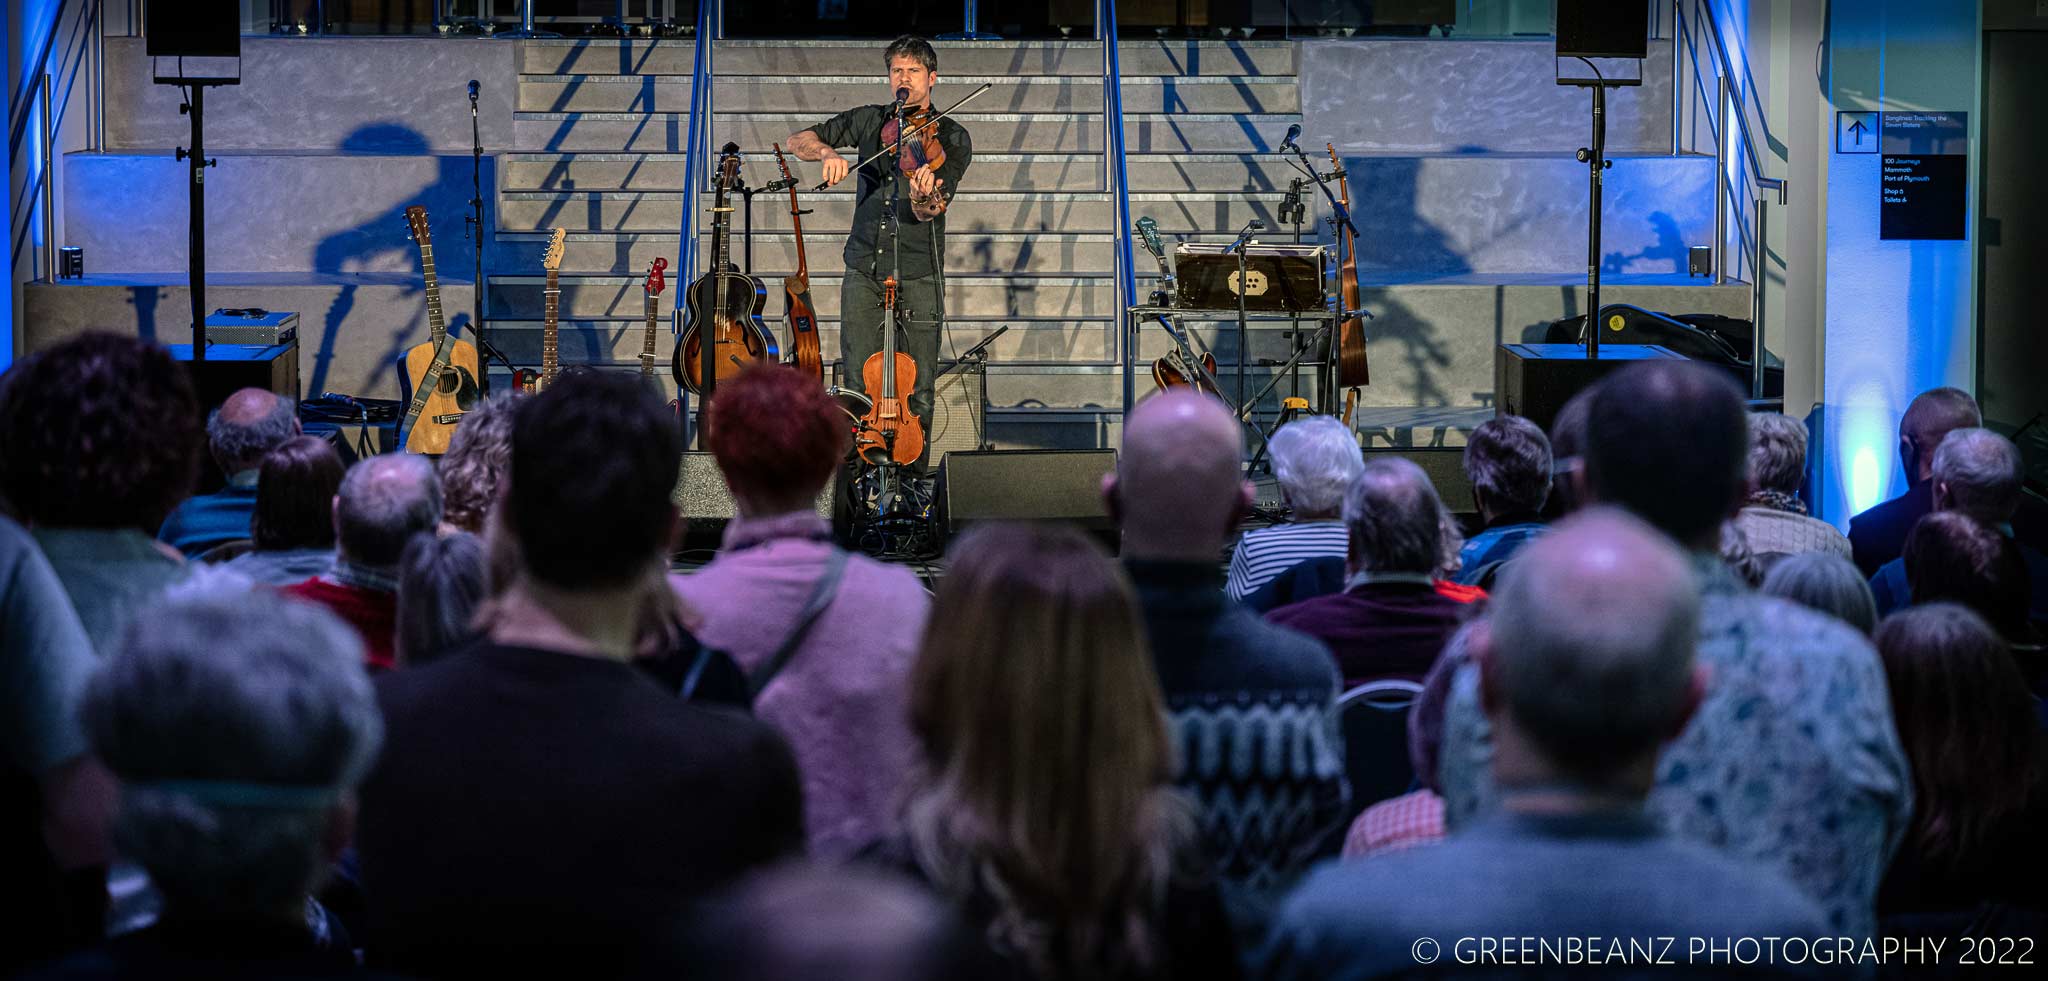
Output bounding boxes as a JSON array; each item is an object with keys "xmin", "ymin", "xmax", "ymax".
[
  {"xmin": 420, "ymin": 242, "xmax": 446, "ymax": 341},
  {"xmin": 641, "ymin": 291, "xmax": 658, "ymax": 373},
  {"xmin": 542, "ymin": 267, "xmax": 560, "ymax": 381}
]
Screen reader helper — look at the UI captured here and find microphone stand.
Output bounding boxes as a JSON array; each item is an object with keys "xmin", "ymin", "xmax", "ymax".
[
  {"xmin": 1222, "ymin": 220, "xmax": 1260, "ymax": 414},
  {"xmin": 464, "ymin": 83, "xmax": 513, "ymax": 391},
  {"xmin": 1279, "ymin": 176, "xmax": 1308, "ymax": 400},
  {"xmin": 875, "ymin": 97, "xmax": 912, "ymax": 520},
  {"xmin": 1281, "ymin": 139, "xmax": 1361, "ymax": 413}
]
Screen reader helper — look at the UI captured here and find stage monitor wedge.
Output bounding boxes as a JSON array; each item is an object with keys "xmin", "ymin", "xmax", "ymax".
[
  {"xmin": 146, "ymin": 7, "xmax": 241, "ymax": 59},
  {"xmin": 1556, "ymin": 0, "xmax": 1648, "ymax": 60},
  {"xmin": 938, "ymin": 449, "xmax": 1115, "ymax": 535}
]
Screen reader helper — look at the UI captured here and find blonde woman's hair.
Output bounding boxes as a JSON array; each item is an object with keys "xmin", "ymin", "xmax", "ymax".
[{"xmin": 906, "ymin": 522, "xmax": 1192, "ymax": 979}]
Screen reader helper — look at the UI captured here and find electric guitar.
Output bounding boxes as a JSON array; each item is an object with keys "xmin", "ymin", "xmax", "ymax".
[
  {"xmin": 1135, "ymin": 216, "xmax": 1220, "ymax": 396},
  {"xmin": 399, "ymin": 205, "xmax": 482, "ymax": 454},
  {"xmin": 512, "ymin": 228, "xmax": 568, "ymax": 393},
  {"xmin": 640, "ymin": 256, "xmax": 668, "ymax": 383}
]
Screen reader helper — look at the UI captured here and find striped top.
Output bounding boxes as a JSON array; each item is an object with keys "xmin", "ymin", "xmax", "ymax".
[{"xmin": 1226, "ymin": 520, "xmax": 1349, "ymax": 601}]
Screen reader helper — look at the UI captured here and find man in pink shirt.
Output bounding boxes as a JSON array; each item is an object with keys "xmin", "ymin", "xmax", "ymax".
[{"xmin": 672, "ymin": 365, "xmax": 929, "ymax": 859}]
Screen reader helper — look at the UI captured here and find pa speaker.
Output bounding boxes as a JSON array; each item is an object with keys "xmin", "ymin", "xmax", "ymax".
[
  {"xmin": 1495, "ymin": 342, "xmax": 1687, "ymax": 435},
  {"xmin": 938, "ymin": 449, "xmax": 1115, "ymax": 534},
  {"xmin": 1556, "ymin": 0, "xmax": 1647, "ymax": 60},
  {"xmin": 167, "ymin": 342, "xmax": 299, "ymax": 412},
  {"xmin": 672, "ymin": 452, "xmax": 833, "ymax": 551},
  {"xmin": 146, "ymin": 6, "xmax": 240, "ymax": 59},
  {"xmin": 1364, "ymin": 447, "xmax": 1478, "ymax": 518}
]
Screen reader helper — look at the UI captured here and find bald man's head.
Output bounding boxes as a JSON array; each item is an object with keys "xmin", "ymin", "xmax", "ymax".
[
  {"xmin": 208, "ymin": 387, "xmax": 300, "ymax": 474},
  {"xmin": 1483, "ymin": 508, "xmax": 1701, "ymax": 786},
  {"xmin": 1108, "ymin": 391, "xmax": 1249, "ymax": 559},
  {"xmin": 1900, "ymin": 387, "xmax": 1982, "ymax": 483}
]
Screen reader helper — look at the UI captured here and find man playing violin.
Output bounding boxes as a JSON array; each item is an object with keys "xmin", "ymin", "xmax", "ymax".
[{"xmin": 786, "ymin": 34, "xmax": 972, "ymax": 469}]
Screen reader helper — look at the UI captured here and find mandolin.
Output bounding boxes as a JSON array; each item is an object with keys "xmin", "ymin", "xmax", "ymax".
[
  {"xmin": 399, "ymin": 205, "xmax": 482, "ymax": 454},
  {"xmin": 640, "ymin": 256, "xmax": 668, "ymax": 383},
  {"xmin": 1328, "ymin": 143, "xmax": 1370, "ymax": 390},
  {"xmin": 1135, "ymin": 216, "xmax": 1219, "ymax": 396},
  {"xmin": 853, "ymin": 275, "xmax": 924, "ymax": 467},
  {"xmin": 772, "ymin": 144, "xmax": 824, "ymax": 383},
  {"xmin": 673, "ymin": 143, "xmax": 778, "ymax": 395},
  {"xmin": 512, "ymin": 228, "xmax": 568, "ymax": 393}
]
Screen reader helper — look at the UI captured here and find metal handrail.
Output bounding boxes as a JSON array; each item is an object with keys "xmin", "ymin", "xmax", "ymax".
[
  {"xmin": 675, "ymin": 0, "xmax": 715, "ymax": 314},
  {"xmin": 11, "ymin": 0, "xmax": 104, "ymax": 282},
  {"xmin": 1677, "ymin": 0, "xmax": 1786, "ymax": 203},
  {"xmin": 1100, "ymin": 0, "xmax": 1138, "ymax": 416}
]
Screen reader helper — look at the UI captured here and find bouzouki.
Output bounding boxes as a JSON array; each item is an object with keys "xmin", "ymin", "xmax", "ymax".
[
  {"xmin": 853, "ymin": 275, "xmax": 924, "ymax": 467},
  {"xmin": 399, "ymin": 205, "xmax": 482, "ymax": 454},
  {"xmin": 673, "ymin": 143, "xmax": 778, "ymax": 395},
  {"xmin": 512, "ymin": 228, "xmax": 568, "ymax": 393},
  {"xmin": 640, "ymin": 256, "xmax": 668, "ymax": 381},
  {"xmin": 1135, "ymin": 216, "xmax": 1220, "ymax": 396},
  {"xmin": 772, "ymin": 144, "xmax": 824, "ymax": 383},
  {"xmin": 1328, "ymin": 143, "xmax": 1371, "ymax": 391}
]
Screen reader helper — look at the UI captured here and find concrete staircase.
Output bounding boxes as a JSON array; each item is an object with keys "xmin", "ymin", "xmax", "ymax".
[{"xmin": 491, "ymin": 37, "xmax": 1303, "ymax": 447}]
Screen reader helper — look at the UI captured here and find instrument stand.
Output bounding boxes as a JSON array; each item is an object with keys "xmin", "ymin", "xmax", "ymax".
[
  {"xmin": 1559, "ymin": 68, "xmax": 1636, "ymax": 360},
  {"xmin": 465, "ymin": 84, "xmax": 513, "ymax": 388},
  {"xmin": 157, "ymin": 72, "xmax": 239, "ymax": 357},
  {"xmin": 734, "ymin": 174, "xmax": 756, "ymax": 276},
  {"xmin": 1279, "ymin": 177, "xmax": 1310, "ymax": 401},
  {"xmin": 1282, "ymin": 142, "xmax": 1364, "ymax": 414},
  {"xmin": 1237, "ymin": 319, "xmax": 1335, "ymax": 478}
]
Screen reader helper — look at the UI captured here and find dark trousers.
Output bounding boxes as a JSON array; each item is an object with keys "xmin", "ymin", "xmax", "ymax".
[{"xmin": 839, "ymin": 265, "xmax": 943, "ymax": 438}]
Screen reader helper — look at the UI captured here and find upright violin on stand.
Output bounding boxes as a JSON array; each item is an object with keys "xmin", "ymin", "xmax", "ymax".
[{"xmin": 854, "ymin": 275, "xmax": 924, "ymax": 467}]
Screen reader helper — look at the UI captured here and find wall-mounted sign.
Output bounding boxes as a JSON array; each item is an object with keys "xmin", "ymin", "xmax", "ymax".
[{"xmin": 1880, "ymin": 111, "xmax": 1967, "ymax": 240}]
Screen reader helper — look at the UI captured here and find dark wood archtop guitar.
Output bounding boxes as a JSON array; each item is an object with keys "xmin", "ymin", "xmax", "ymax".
[
  {"xmin": 673, "ymin": 143, "xmax": 778, "ymax": 395},
  {"xmin": 1328, "ymin": 143, "xmax": 1370, "ymax": 390}
]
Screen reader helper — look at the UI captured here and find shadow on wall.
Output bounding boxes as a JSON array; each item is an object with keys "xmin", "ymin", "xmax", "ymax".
[
  {"xmin": 1602, "ymin": 211, "xmax": 1688, "ymax": 275},
  {"xmin": 1337, "ymin": 155, "xmax": 1466, "ymax": 408},
  {"xmin": 305, "ymin": 123, "xmax": 480, "ymax": 397}
]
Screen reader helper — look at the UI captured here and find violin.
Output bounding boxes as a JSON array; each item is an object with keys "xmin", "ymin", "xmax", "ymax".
[
  {"xmin": 853, "ymin": 275, "xmax": 925, "ymax": 467},
  {"xmin": 882, "ymin": 104, "xmax": 947, "ymax": 206}
]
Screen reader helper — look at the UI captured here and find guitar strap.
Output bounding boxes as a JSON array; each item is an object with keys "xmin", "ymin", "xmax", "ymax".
[{"xmin": 400, "ymin": 334, "xmax": 455, "ymax": 439}]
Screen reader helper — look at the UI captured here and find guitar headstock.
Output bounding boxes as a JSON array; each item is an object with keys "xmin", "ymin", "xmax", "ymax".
[
  {"xmin": 1134, "ymin": 216, "xmax": 1164, "ymax": 261},
  {"xmin": 404, "ymin": 205, "xmax": 432, "ymax": 245},
  {"xmin": 646, "ymin": 257, "xmax": 667, "ymax": 296},
  {"xmin": 718, "ymin": 142, "xmax": 742, "ymax": 189},
  {"xmin": 772, "ymin": 143, "xmax": 796, "ymax": 184},
  {"xmin": 1326, "ymin": 142, "xmax": 1340, "ymax": 168},
  {"xmin": 542, "ymin": 228, "xmax": 567, "ymax": 271}
]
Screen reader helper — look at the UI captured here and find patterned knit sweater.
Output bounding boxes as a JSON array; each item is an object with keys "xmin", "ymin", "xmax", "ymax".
[{"xmin": 1124, "ymin": 560, "xmax": 1348, "ymax": 937}]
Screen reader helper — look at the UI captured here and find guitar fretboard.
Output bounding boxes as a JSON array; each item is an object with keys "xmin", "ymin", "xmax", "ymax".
[
  {"xmin": 641, "ymin": 291, "xmax": 658, "ymax": 375},
  {"xmin": 542, "ymin": 268, "xmax": 560, "ymax": 386},
  {"xmin": 420, "ymin": 243, "xmax": 446, "ymax": 342}
]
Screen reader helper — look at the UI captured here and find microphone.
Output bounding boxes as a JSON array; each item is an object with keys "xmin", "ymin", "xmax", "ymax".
[
  {"xmin": 891, "ymin": 87, "xmax": 911, "ymax": 114},
  {"xmin": 1278, "ymin": 123, "xmax": 1301, "ymax": 153},
  {"xmin": 1223, "ymin": 219, "xmax": 1265, "ymax": 255},
  {"xmin": 467, "ymin": 79, "xmax": 480, "ymax": 102}
]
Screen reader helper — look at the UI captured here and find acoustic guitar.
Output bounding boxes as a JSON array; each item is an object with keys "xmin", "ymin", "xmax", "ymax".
[
  {"xmin": 512, "ymin": 228, "xmax": 568, "ymax": 393},
  {"xmin": 772, "ymin": 143, "xmax": 824, "ymax": 383},
  {"xmin": 400, "ymin": 205, "xmax": 482, "ymax": 454},
  {"xmin": 672, "ymin": 143, "xmax": 778, "ymax": 395}
]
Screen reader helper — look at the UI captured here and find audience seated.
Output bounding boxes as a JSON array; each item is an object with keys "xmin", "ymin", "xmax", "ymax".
[
  {"xmin": 222, "ymin": 436, "xmax": 346, "ymax": 586},
  {"xmin": 1342, "ymin": 621, "xmax": 1470, "ymax": 859},
  {"xmin": 394, "ymin": 530, "xmax": 485, "ymax": 667},
  {"xmin": 354, "ymin": 371, "xmax": 801, "ymax": 977},
  {"xmin": 282, "ymin": 455, "xmax": 442, "ymax": 671},
  {"xmin": 27, "ymin": 589, "xmax": 385, "ymax": 980},
  {"xmin": 1871, "ymin": 427, "xmax": 2048, "ymax": 625},
  {"xmin": 1903, "ymin": 511, "xmax": 2037, "ymax": 643},
  {"xmin": 437, "ymin": 394, "xmax": 519, "ymax": 535},
  {"xmin": 1263, "ymin": 511, "xmax": 1829, "ymax": 980},
  {"xmin": 673, "ymin": 863, "xmax": 984, "ymax": 981},
  {"xmin": 1452, "ymin": 415, "xmax": 1550, "ymax": 586},
  {"xmin": 672, "ymin": 364, "xmax": 927, "ymax": 860},
  {"xmin": 1267, "ymin": 457, "xmax": 1481, "ymax": 687},
  {"xmin": 1760, "ymin": 551, "xmax": 1879, "ymax": 635},
  {"xmin": 1, "ymin": 514, "xmax": 114, "ymax": 971},
  {"xmin": 1224, "ymin": 416, "xmax": 1359, "ymax": 600},
  {"xmin": 1849, "ymin": 387, "xmax": 1982, "ymax": 575},
  {"xmin": 0, "ymin": 333, "xmax": 202, "ymax": 655},
  {"xmin": 1437, "ymin": 363, "xmax": 1911, "ymax": 936},
  {"xmin": 1736, "ymin": 412, "xmax": 1850, "ymax": 563},
  {"xmin": 1106, "ymin": 391, "xmax": 1343, "ymax": 939},
  {"xmin": 868, "ymin": 522, "xmax": 1240, "ymax": 980},
  {"xmin": 157, "ymin": 388, "xmax": 301, "ymax": 557}
]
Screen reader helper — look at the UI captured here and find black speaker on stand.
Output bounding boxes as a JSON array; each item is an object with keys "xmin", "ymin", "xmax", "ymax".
[{"xmin": 146, "ymin": 6, "xmax": 241, "ymax": 361}]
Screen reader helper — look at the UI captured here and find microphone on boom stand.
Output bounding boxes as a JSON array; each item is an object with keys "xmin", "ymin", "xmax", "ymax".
[
  {"xmin": 890, "ymin": 86, "xmax": 911, "ymax": 114},
  {"xmin": 1222, "ymin": 219, "xmax": 1265, "ymax": 256},
  {"xmin": 1277, "ymin": 122, "xmax": 1301, "ymax": 154}
]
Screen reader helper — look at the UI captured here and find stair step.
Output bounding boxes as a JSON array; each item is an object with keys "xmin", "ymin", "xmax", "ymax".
[
  {"xmin": 515, "ymin": 112, "xmax": 1300, "ymax": 153},
  {"xmin": 1304, "ymin": 39, "xmax": 1675, "ymax": 154},
  {"xmin": 498, "ymin": 190, "xmax": 1287, "ymax": 236},
  {"xmin": 487, "ymin": 274, "xmax": 1125, "ymax": 320},
  {"xmin": 481, "ymin": 318, "xmax": 1126, "ymax": 366},
  {"xmin": 517, "ymin": 75, "xmax": 1299, "ymax": 115},
  {"xmin": 501, "ymin": 151, "xmax": 1308, "ymax": 195},
  {"xmin": 495, "ymin": 229, "xmax": 1115, "ymax": 276},
  {"xmin": 516, "ymin": 39, "xmax": 1298, "ymax": 79}
]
